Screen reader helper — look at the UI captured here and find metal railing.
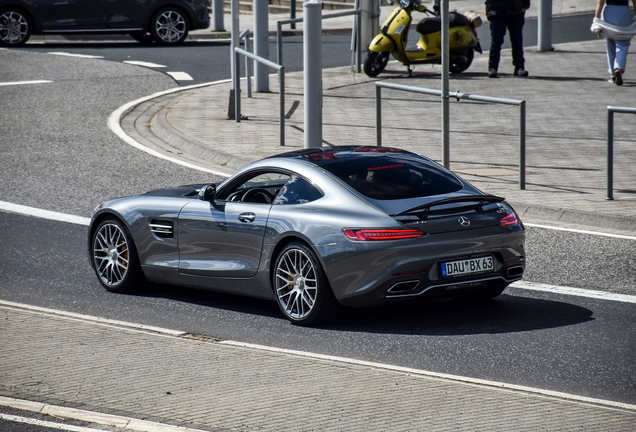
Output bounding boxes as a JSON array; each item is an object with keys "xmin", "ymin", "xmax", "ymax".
[
  {"xmin": 276, "ymin": 8, "xmax": 362, "ymax": 73},
  {"xmin": 233, "ymin": 47, "xmax": 286, "ymax": 146},
  {"xmin": 238, "ymin": 29, "xmax": 252, "ymax": 98},
  {"xmin": 606, "ymin": 105, "xmax": 636, "ymax": 200},
  {"xmin": 375, "ymin": 82, "xmax": 527, "ymax": 190}
]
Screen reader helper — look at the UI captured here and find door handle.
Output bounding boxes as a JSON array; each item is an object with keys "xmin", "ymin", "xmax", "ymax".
[{"xmin": 238, "ymin": 212, "xmax": 256, "ymax": 223}]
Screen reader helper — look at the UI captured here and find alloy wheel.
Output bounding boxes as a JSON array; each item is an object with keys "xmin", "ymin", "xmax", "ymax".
[
  {"xmin": 275, "ymin": 248, "xmax": 318, "ymax": 320},
  {"xmin": 154, "ymin": 11, "xmax": 186, "ymax": 44},
  {"xmin": 93, "ymin": 222, "xmax": 130, "ymax": 287},
  {"xmin": 0, "ymin": 11, "xmax": 29, "ymax": 45}
]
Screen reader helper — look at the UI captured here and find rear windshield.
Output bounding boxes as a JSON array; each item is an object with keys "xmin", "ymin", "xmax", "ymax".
[{"xmin": 313, "ymin": 151, "xmax": 463, "ymax": 200}]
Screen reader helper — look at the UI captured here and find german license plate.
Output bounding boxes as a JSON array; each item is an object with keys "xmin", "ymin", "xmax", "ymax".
[{"xmin": 441, "ymin": 256, "xmax": 494, "ymax": 277}]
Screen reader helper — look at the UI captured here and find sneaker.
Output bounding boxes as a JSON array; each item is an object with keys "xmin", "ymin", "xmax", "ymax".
[
  {"xmin": 514, "ymin": 68, "xmax": 529, "ymax": 77},
  {"xmin": 609, "ymin": 75, "xmax": 616, "ymax": 84},
  {"xmin": 614, "ymin": 68, "xmax": 623, "ymax": 86},
  {"xmin": 488, "ymin": 68, "xmax": 498, "ymax": 78}
]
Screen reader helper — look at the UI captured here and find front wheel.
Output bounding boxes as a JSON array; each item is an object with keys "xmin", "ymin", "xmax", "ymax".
[
  {"xmin": 150, "ymin": 8, "xmax": 189, "ymax": 45},
  {"xmin": 273, "ymin": 242, "xmax": 341, "ymax": 326},
  {"xmin": 364, "ymin": 51, "xmax": 390, "ymax": 77},
  {"xmin": 449, "ymin": 48, "xmax": 474, "ymax": 74},
  {"xmin": 0, "ymin": 8, "xmax": 31, "ymax": 47},
  {"xmin": 91, "ymin": 218, "xmax": 144, "ymax": 293}
]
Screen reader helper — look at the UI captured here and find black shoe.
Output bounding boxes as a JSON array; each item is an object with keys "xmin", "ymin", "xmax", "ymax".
[
  {"xmin": 614, "ymin": 68, "xmax": 623, "ymax": 86},
  {"xmin": 488, "ymin": 68, "xmax": 498, "ymax": 78},
  {"xmin": 514, "ymin": 68, "xmax": 529, "ymax": 77}
]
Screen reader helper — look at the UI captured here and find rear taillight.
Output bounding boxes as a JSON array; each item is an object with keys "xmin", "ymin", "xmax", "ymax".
[
  {"xmin": 343, "ymin": 229, "xmax": 426, "ymax": 241},
  {"xmin": 499, "ymin": 202, "xmax": 521, "ymax": 227},
  {"xmin": 500, "ymin": 213, "xmax": 519, "ymax": 226}
]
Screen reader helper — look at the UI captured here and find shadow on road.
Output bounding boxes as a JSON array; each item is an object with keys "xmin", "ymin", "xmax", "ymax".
[{"xmin": 131, "ymin": 283, "xmax": 594, "ymax": 336}]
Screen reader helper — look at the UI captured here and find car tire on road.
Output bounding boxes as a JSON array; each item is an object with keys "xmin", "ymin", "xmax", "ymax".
[
  {"xmin": 150, "ymin": 7, "xmax": 189, "ymax": 45},
  {"xmin": 0, "ymin": 7, "xmax": 31, "ymax": 47},
  {"xmin": 91, "ymin": 218, "xmax": 144, "ymax": 293},
  {"xmin": 273, "ymin": 242, "xmax": 342, "ymax": 326}
]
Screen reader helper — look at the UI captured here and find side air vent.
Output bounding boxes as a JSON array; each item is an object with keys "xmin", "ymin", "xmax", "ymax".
[{"xmin": 149, "ymin": 220, "xmax": 174, "ymax": 239}]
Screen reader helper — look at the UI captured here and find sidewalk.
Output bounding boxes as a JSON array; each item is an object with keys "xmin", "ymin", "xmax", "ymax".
[{"xmin": 2, "ymin": 304, "xmax": 636, "ymax": 431}]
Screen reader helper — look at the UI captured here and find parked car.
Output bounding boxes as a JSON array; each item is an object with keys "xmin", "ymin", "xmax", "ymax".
[
  {"xmin": 88, "ymin": 146, "xmax": 526, "ymax": 326},
  {"xmin": 0, "ymin": 0, "xmax": 210, "ymax": 46}
]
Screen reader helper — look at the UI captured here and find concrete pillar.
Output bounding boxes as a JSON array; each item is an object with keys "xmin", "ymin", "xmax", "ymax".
[
  {"xmin": 254, "ymin": 0, "xmax": 269, "ymax": 92},
  {"xmin": 360, "ymin": 0, "xmax": 380, "ymax": 52},
  {"xmin": 537, "ymin": 0, "xmax": 553, "ymax": 52},
  {"xmin": 304, "ymin": 0, "xmax": 322, "ymax": 148},
  {"xmin": 213, "ymin": 0, "xmax": 225, "ymax": 31}
]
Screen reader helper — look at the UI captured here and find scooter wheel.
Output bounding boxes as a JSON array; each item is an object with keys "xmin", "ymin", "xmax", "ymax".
[
  {"xmin": 364, "ymin": 52, "xmax": 390, "ymax": 77},
  {"xmin": 449, "ymin": 48, "xmax": 475, "ymax": 74}
]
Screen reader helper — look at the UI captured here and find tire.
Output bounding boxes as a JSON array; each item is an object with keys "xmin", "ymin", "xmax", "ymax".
[
  {"xmin": 91, "ymin": 218, "xmax": 144, "ymax": 293},
  {"xmin": 363, "ymin": 51, "xmax": 390, "ymax": 78},
  {"xmin": 0, "ymin": 8, "xmax": 31, "ymax": 47},
  {"xmin": 449, "ymin": 48, "xmax": 474, "ymax": 74},
  {"xmin": 150, "ymin": 8, "xmax": 189, "ymax": 45},
  {"xmin": 273, "ymin": 242, "xmax": 341, "ymax": 326},
  {"xmin": 452, "ymin": 283, "xmax": 508, "ymax": 302}
]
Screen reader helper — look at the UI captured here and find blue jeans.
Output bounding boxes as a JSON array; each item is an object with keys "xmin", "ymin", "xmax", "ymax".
[
  {"xmin": 488, "ymin": 14, "xmax": 525, "ymax": 71},
  {"xmin": 602, "ymin": 5, "xmax": 633, "ymax": 73}
]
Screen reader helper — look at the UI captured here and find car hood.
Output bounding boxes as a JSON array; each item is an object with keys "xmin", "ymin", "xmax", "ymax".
[{"xmin": 143, "ymin": 184, "xmax": 206, "ymax": 198}]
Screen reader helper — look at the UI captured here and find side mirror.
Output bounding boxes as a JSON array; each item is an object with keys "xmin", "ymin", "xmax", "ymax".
[{"xmin": 198, "ymin": 184, "xmax": 216, "ymax": 202}]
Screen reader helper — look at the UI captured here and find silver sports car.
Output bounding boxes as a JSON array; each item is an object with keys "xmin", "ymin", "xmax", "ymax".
[{"xmin": 88, "ymin": 146, "xmax": 525, "ymax": 326}]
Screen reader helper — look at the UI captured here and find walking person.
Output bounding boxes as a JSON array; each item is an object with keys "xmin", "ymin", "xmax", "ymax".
[
  {"xmin": 595, "ymin": 0, "xmax": 636, "ymax": 86},
  {"xmin": 485, "ymin": 0, "xmax": 530, "ymax": 78}
]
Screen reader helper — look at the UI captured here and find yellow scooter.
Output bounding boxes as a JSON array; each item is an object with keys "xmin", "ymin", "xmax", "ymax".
[{"xmin": 364, "ymin": 0, "xmax": 482, "ymax": 77}]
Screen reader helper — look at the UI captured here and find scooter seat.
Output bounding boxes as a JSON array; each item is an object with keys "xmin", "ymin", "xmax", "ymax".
[{"xmin": 416, "ymin": 13, "xmax": 470, "ymax": 35}]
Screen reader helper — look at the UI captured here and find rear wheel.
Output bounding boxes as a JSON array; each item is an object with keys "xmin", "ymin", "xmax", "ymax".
[
  {"xmin": 0, "ymin": 8, "xmax": 31, "ymax": 47},
  {"xmin": 363, "ymin": 51, "xmax": 390, "ymax": 77},
  {"xmin": 449, "ymin": 48, "xmax": 474, "ymax": 74},
  {"xmin": 91, "ymin": 218, "xmax": 144, "ymax": 293},
  {"xmin": 273, "ymin": 242, "xmax": 341, "ymax": 326},
  {"xmin": 150, "ymin": 8, "xmax": 189, "ymax": 45}
]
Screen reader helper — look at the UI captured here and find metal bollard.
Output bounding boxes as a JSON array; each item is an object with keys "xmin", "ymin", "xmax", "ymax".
[{"xmin": 304, "ymin": 0, "xmax": 323, "ymax": 148}]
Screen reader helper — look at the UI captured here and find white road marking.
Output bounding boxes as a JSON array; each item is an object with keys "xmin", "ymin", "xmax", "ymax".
[
  {"xmin": 167, "ymin": 71, "xmax": 193, "ymax": 81},
  {"xmin": 48, "ymin": 52, "xmax": 104, "ymax": 59},
  {"xmin": 0, "ymin": 201, "xmax": 90, "ymax": 226},
  {"xmin": 0, "ymin": 413, "xmax": 113, "ymax": 432},
  {"xmin": 525, "ymin": 222, "xmax": 636, "ymax": 240},
  {"xmin": 0, "ymin": 396, "xmax": 211, "ymax": 432},
  {"xmin": 511, "ymin": 281, "xmax": 636, "ymax": 304},
  {"xmin": 0, "ymin": 301, "xmax": 185, "ymax": 336},
  {"xmin": 3, "ymin": 300, "xmax": 636, "ymax": 414},
  {"xmin": 124, "ymin": 60, "xmax": 166, "ymax": 68},
  {"xmin": 107, "ymin": 80, "xmax": 233, "ymax": 177},
  {"xmin": 0, "ymin": 80, "xmax": 53, "ymax": 86}
]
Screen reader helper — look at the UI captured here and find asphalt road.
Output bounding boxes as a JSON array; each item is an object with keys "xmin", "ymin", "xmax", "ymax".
[
  {"xmin": 0, "ymin": 211, "xmax": 635, "ymax": 405},
  {"xmin": 0, "ymin": 12, "xmax": 634, "ymax": 425}
]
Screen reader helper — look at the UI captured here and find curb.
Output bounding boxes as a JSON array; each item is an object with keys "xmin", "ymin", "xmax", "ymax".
[{"xmin": 0, "ymin": 396, "xmax": 211, "ymax": 432}]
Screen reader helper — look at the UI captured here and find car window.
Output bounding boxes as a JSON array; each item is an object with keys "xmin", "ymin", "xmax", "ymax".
[
  {"xmin": 219, "ymin": 172, "xmax": 291, "ymax": 204},
  {"xmin": 317, "ymin": 153, "xmax": 463, "ymax": 200},
  {"xmin": 273, "ymin": 175, "xmax": 323, "ymax": 205}
]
